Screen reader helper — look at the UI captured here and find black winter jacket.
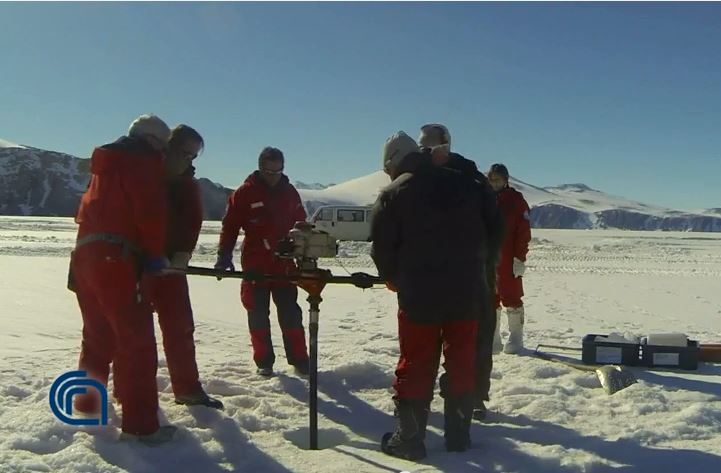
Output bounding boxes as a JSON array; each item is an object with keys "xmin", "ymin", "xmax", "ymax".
[{"xmin": 371, "ymin": 154, "xmax": 490, "ymax": 323}]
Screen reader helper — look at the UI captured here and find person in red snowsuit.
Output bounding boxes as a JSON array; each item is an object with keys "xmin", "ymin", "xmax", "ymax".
[
  {"xmin": 215, "ymin": 147, "xmax": 309, "ymax": 377},
  {"xmin": 139, "ymin": 124, "xmax": 223, "ymax": 410},
  {"xmin": 71, "ymin": 114, "xmax": 176, "ymax": 444},
  {"xmin": 488, "ymin": 163, "xmax": 532, "ymax": 354}
]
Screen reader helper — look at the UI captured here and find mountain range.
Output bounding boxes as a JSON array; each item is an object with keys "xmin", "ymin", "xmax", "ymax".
[{"xmin": 1, "ymin": 138, "xmax": 719, "ymax": 231}]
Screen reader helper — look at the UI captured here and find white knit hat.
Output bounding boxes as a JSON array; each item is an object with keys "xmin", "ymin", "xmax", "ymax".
[
  {"xmin": 128, "ymin": 114, "xmax": 171, "ymax": 147},
  {"xmin": 382, "ymin": 131, "xmax": 420, "ymax": 176}
]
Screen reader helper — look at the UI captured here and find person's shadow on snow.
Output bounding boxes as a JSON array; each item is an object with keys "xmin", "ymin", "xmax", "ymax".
[
  {"xmin": 278, "ymin": 370, "xmax": 417, "ymax": 448},
  {"xmin": 281, "ymin": 368, "xmax": 721, "ymax": 473},
  {"xmin": 484, "ymin": 411, "xmax": 721, "ymax": 473},
  {"xmin": 91, "ymin": 406, "xmax": 293, "ymax": 473},
  {"xmin": 187, "ymin": 406, "xmax": 294, "ymax": 473},
  {"xmin": 279, "ymin": 370, "xmax": 573, "ymax": 472},
  {"xmin": 631, "ymin": 362, "xmax": 721, "ymax": 399}
]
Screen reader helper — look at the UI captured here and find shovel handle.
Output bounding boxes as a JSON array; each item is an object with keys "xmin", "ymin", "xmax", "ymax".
[
  {"xmin": 533, "ymin": 350, "xmax": 598, "ymax": 372},
  {"xmin": 535, "ymin": 344, "xmax": 583, "ymax": 353}
]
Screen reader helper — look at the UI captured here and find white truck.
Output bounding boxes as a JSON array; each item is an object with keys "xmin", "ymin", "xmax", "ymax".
[{"xmin": 309, "ymin": 205, "xmax": 373, "ymax": 241}]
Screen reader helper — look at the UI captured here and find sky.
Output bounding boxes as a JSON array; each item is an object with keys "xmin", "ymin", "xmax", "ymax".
[{"xmin": 1, "ymin": 1, "xmax": 720, "ymax": 211}]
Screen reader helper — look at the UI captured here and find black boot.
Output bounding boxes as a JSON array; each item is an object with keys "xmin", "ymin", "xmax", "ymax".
[
  {"xmin": 175, "ymin": 391, "xmax": 224, "ymax": 410},
  {"xmin": 291, "ymin": 359, "xmax": 310, "ymax": 377},
  {"xmin": 444, "ymin": 394, "xmax": 474, "ymax": 452},
  {"xmin": 381, "ymin": 399, "xmax": 429, "ymax": 461},
  {"xmin": 472, "ymin": 400, "xmax": 487, "ymax": 421}
]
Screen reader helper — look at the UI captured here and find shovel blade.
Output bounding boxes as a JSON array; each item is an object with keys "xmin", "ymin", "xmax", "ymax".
[{"xmin": 596, "ymin": 365, "xmax": 637, "ymax": 395}]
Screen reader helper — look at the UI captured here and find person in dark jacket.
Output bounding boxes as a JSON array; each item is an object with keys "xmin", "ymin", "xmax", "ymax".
[
  {"xmin": 139, "ymin": 124, "xmax": 223, "ymax": 409},
  {"xmin": 372, "ymin": 131, "xmax": 489, "ymax": 460},
  {"xmin": 214, "ymin": 147, "xmax": 309, "ymax": 377},
  {"xmin": 418, "ymin": 123, "xmax": 504, "ymax": 421}
]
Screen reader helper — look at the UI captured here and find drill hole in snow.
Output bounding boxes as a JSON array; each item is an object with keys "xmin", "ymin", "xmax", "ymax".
[{"xmin": 283, "ymin": 427, "xmax": 348, "ymax": 450}]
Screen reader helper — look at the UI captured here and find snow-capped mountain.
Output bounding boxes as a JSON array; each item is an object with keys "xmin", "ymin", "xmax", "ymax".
[
  {"xmin": 294, "ymin": 181, "xmax": 332, "ymax": 191},
  {"xmin": 518, "ymin": 181, "xmax": 721, "ymax": 231},
  {"xmin": 1, "ymin": 138, "xmax": 720, "ymax": 231},
  {"xmin": 0, "ymin": 139, "xmax": 232, "ymax": 220},
  {"xmin": 297, "ymin": 172, "xmax": 721, "ymax": 232},
  {"xmin": 0, "ymin": 139, "xmax": 90, "ymax": 217},
  {"xmin": 298, "ymin": 171, "xmax": 390, "ymax": 217},
  {"xmin": 196, "ymin": 178, "xmax": 232, "ymax": 220}
]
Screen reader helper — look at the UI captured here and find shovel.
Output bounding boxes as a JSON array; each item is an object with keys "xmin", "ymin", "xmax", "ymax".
[{"xmin": 533, "ymin": 346, "xmax": 638, "ymax": 395}]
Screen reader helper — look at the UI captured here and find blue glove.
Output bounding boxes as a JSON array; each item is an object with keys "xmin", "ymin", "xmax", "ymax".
[
  {"xmin": 214, "ymin": 250, "xmax": 235, "ymax": 271},
  {"xmin": 145, "ymin": 256, "xmax": 170, "ymax": 274}
]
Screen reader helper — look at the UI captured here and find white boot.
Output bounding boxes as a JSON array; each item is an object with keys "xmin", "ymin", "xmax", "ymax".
[
  {"xmin": 492, "ymin": 307, "xmax": 503, "ymax": 354},
  {"xmin": 503, "ymin": 307, "xmax": 525, "ymax": 354}
]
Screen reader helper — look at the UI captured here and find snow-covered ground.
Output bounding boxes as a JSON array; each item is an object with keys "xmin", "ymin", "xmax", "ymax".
[{"xmin": 1, "ymin": 216, "xmax": 720, "ymax": 473}]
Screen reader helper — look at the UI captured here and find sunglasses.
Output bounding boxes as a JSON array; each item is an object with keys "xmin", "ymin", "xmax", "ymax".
[{"xmin": 260, "ymin": 167, "xmax": 284, "ymax": 175}]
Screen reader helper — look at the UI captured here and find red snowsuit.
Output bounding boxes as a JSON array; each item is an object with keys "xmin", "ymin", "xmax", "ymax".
[
  {"xmin": 141, "ymin": 166, "xmax": 204, "ymax": 398},
  {"xmin": 495, "ymin": 186, "xmax": 531, "ymax": 309},
  {"xmin": 219, "ymin": 172, "xmax": 309, "ymax": 368},
  {"xmin": 72, "ymin": 136, "xmax": 166, "ymax": 435}
]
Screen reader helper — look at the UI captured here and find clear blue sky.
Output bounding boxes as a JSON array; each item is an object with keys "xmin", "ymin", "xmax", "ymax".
[{"xmin": 1, "ymin": 2, "xmax": 720, "ymax": 211}]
